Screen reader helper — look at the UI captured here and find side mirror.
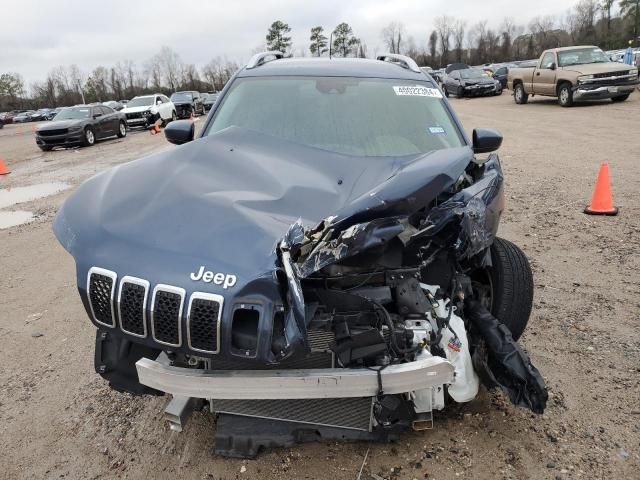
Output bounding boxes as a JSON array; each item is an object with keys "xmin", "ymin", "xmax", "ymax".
[
  {"xmin": 550, "ymin": 63, "xmax": 556, "ymax": 71},
  {"xmin": 156, "ymin": 100, "xmax": 162, "ymax": 105},
  {"xmin": 472, "ymin": 128, "xmax": 503, "ymax": 154},
  {"xmin": 164, "ymin": 120, "xmax": 195, "ymax": 145},
  {"xmin": 93, "ymin": 114, "xmax": 101, "ymax": 119}
]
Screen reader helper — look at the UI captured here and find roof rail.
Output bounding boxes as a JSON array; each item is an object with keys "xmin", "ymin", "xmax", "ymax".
[
  {"xmin": 376, "ymin": 53, "xmax": 422, "ymax": 73},
  {"xmin": 246, "ymin": 51, "xmax": 285, "ymax": 69}
]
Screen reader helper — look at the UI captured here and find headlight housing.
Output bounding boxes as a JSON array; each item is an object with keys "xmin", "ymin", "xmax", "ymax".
[
  {"xmin": 578, "ymin": 74, "xmax": 594, "ymax": 83},
  {"xmin": 629, "ymin": 69, "xmax": 639, "ymax": 78}
]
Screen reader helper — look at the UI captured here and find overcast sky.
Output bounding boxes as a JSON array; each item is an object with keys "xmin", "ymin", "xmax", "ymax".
[{"xmin": 1, "ymin": 0, "xmax": 569, "ymax": 85}]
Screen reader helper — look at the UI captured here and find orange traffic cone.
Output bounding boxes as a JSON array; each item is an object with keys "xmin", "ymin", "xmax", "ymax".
[
  {"xmin": 584, "ymin": 162, "xmax": 618, "ymax": 216},
  {"xmin": 0, "ymin": 159, "xmax": 10, "ymax": 175}
]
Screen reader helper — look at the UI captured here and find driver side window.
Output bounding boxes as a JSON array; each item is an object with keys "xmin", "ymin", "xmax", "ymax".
[{"xmin": 541, "ymin": 53, "xmax": 555, "ymax": 69}]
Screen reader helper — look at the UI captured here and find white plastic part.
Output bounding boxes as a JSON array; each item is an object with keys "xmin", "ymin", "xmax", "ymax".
[{"xmin": 420, "ymin": 283, "xmax": 480, "ymax": 403}]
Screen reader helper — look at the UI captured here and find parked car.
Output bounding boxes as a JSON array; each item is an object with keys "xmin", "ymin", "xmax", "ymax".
[
  {"xmin": 13, "ymin": 111, "xmax": 36, "ymax": 123},
  {"xmin": 53, "ymin": 52, "xmax": 547, "ymax": 458},
  {"xmin": 35, "ymin": 105, "xmax": 127, "ymax": 151},
  {"xmin": 508, "ymin": 46, "xmax": 639, "ymax": 107},
  {"xmin": 121, "ymin": 94, "xmax": 176, "ymax": 129},
  {"xmin": 119, "ymin": 99, "xmax": 129, "ymax": 106},
  {"xmin": 170, "ymin": 91, "xmax": 205, "ymax": 118},
  {"xmin": 29, "ymin": 108, "xmax": 54, "ymax": 121},
  {"xmin": 202, "ymin": 93, "xmax": 218, "ymax": 112},
  {"xmin": 443, "ymin": 68, "xmax": 502, "ymax": 97},
  {"xmin": 492, "ymin": 65, "xmax": 515, "ymax": 89},
  {"xmin": 44, "ymin": 107, "xmax": 63, "ymax": 121},
  {"xmin": 103, "ymin": 101, "xmax": 124, "ymax": 111}
]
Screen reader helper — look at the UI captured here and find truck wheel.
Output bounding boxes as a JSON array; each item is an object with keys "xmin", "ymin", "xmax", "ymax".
[
  {"xmin": 611, "ymin": 94, "xmax": 630, "ymax": 103},
  {"xmin": 558, "ymin": 83, "xmax": 574, "ymax": 107},
  {"xmin": 473, "ymin": 238, "xmax": 534, "ymax": 340},
  {"xmin": 514, "ymin": 83, "xmax": 528, "ymax": 104}
]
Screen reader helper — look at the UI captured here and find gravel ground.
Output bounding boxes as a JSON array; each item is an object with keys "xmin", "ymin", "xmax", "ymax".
[{"xmin": 0, "ymin": 94, "xmax": 638, "ymax": 480}]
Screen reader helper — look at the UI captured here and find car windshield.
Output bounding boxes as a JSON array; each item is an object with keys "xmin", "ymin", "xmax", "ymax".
[
  {"xmin": 558, "ymin": 48, "xmax": 609, "ymax": 67},
  {"xmin": 53, "ymin": 107, "xmax": 91, "ymax": 120},
  {"xmin": 206, "ymin": 77, "xmax": 464, "ymax": 157},
  {"xmin": 171, "ymin": 92, "xmax": 192, "ymax": 102},
  {"xmin": 460, "ymin": 69, "xmax": 488, "ymax": 79},
  {"xmin": 127, "ymin": 96, "xmax": 155, "ymax": 107}
]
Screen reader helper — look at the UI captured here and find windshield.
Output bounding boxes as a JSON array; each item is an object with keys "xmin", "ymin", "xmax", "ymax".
[
  {"xmin": 171, "ymin": 92, "xmax": 193, "ymax": 102},
  {"xmin": 127, "ymin": 96, "xmax": 155, "ymax": 107},
  {"xmin": 53, "ymin": 107, "xmax": 90, "ymax": 120},
  {"xmin": 558, "ymin": 48, "xmax": 609, "ymax": 67},
  {"xmin": 460, "ymin": 69, "xmax": 488, "ymax": 79},
  {"xmin": 206, "ymin": 77, "xmax": 464, "ymax": 157}
]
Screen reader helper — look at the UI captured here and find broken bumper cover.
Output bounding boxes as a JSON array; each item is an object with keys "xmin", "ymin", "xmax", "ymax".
[{"xmin": 135, "ymin": 355, "xmax": 455, "ymax": 400}]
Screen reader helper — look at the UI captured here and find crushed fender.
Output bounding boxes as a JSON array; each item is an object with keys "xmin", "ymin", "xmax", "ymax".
[{"xmin": 465, "ymin": 299, "xmax": 548, "ymax": 414}]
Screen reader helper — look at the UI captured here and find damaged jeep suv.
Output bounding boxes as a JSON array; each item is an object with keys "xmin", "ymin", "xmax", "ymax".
[{"xmin": 54, "ymin": 52, "xmax": 547, "ymax": 458}]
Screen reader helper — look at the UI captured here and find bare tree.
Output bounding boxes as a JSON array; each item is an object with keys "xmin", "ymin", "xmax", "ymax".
[
  {"xmin": 381, "ymin": 22, "xmax": 405, "ymax": 54},
  {"xmin": 434, "ymin": 16, "xmax": 454, "ymax": 66},
  {"xmin": 428, "ymin": 30, "xmax": 438, "ymax": 65},
  {"xmin": 157, "ymin": 46, "xmax": 182, "ymax": 92},
  {"xmin": 453, "ymin": 20, "xmax": 466, "ymax": 62}
]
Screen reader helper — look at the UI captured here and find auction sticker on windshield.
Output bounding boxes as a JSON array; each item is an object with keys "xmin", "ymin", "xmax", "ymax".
[{"xmin": 393, "ymin": 85, "xmax": 443, "ymax": 98}]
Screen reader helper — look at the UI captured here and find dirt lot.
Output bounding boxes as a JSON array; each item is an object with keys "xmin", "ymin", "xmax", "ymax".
[{"xmin": 1, "ymin": 94, "xmax": 639, "ymax": 480}]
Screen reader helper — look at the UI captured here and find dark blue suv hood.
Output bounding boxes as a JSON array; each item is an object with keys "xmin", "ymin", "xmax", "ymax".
[{"xmin": 55, "ymin": 127, "xmax": 472, "ymax": 287}]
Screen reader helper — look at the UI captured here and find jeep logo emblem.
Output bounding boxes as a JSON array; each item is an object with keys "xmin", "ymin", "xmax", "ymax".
[{"xmin": 190, "ymin": 266, "xmax": 237, "ymax": 289}]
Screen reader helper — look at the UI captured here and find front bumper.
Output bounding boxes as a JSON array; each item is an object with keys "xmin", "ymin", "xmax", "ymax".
[
  {"xmin": 136, "ymin": 354, "xmax": 455, "ymax": 399},
  {"xmin": 36, "ymin": 131, "xmax": 83, "ymax": 147},
  {"xmin": 463, "ymin": 84, "xmax": 499, "ymax": 97},
  {"xmin": 573, "ymin": 81, "xmax": 638, "ymax": 100},
  {"xmin": 125, "ymin": 112, "xmax": 159, "ymax": 128}
]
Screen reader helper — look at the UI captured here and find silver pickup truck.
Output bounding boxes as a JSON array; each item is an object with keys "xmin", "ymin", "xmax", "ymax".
[{"xmin": 508, "ymin": 45, "xmax": 639, "ymax": 107}]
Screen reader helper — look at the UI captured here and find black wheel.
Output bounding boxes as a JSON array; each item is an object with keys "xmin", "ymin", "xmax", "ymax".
[
  {"xmin": 38, "ymin": 145, "xmax": 53, "ymax": 151},
  {"xmin": 473, "ymin": 238, "xmax": 534, "ymax": 340},
  {"xmin": 611, "ymin": 94, "xmax": 630, "ymax": 103},
  {"xmin": 116, "ymin": 121, "xmax": 127, "ymax": 138},
  {"xmin": 82, "ymin": 127, "xmax": 95, "ymax": 147},
  {"xmin": 514, "ymin": 83, "xmax": 528, "ymax": 104},
  {"xmin": 456, "ymin": 86, "xmax": 464, "ymax": 97},
  {"xmin": 494, "ymin": 84, "xmax": 503, "ymax": 95},
  {"xmin": 557, "ymin": 83, "xmax": 573, "ymax": 107},
  {"xmin": 443, "ymin": 85, "xmax": 449, "ymax": 97}
]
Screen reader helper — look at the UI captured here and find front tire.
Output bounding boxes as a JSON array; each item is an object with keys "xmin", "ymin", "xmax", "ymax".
[
  {"xmin": 475, "ymin": 238, "xmax": 534, "ymax": 340},
  {"xmin": 514, "ymin": 83, "xmax": 528, "ymax": 104},
  {"xmin": 38, "ymin": 145, "xmax": 53, "ymax": 151},
  {"xmin": 117, "ymin": 121, "xmax": 127, "ymax": 138},
  {"xmin": 611, "ymin": 94, "xmax": 630, "ymax": 103},
  {"xmin": 456, "ymin": 86, "xmax": 464, "ymax": 98},
  {"xmin": 557, "ymin": 83, "xmax": 574, "ymax": 107},
  {"xmin": 82, "ymin": 127, "xmax": 95, "ymax": 147}
]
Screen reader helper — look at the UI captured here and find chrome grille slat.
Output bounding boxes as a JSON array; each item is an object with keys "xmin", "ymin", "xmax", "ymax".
[
  {"xmin": 151, "ymin": 285, "xmax": 185, "ymax": 347},
  {"xmin": 187, "ymin": 293, "xmax": 223, "ymax": 354},
  {"xmin": 118, "ymin": 276, "xmax": 149, "ymax": 338},
  {"xmin": 87, "ymin": 267, "xmax": 117, "ymax": 328}
]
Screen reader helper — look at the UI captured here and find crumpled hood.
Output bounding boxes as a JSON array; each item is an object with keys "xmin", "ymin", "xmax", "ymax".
[{"xmin": 54, "ymin": 127, "xmax": 473, "ymax": 295}]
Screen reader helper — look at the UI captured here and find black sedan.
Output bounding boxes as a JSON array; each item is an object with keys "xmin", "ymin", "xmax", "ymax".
[
  {"xmin": 442, "ymin": 68, "xmax": 502, "ymax": 98},
  {"xmin": 35, "ymin": 105, "xmax": 127, "ymax": 151},
  {"xmin": 170, "ymin": 91, "xmax": 204, "ymax": 118}
]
